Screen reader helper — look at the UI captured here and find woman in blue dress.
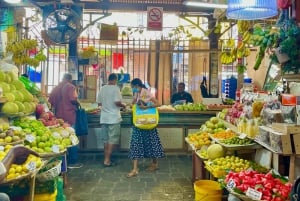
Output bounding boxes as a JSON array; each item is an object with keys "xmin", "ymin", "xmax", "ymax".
[{"xmin": 127, "ymin": 78, "xmax": 165, "ymax": 178}]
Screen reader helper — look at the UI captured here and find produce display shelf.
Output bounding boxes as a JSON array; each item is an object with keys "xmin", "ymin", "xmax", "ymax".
[
  {"xmin": 88, "ymin": 111, "xmax": 218, "ymax": 128},
  {"xmin": 39, "ymin": 150, "xmax": 66, "ymax": 159},
  {"xmin": 195, "ymin": 150, "xmax": 208, "ymax": 160},
  {"xmin": 253, "ymin": 139, "xmax": 283, "ymax": 155},
  {"xmin": 213, "ymin": 139, "xmax": 259, "ymax": 150},
  {"xmin": 185, "ymin": 137, "xmax": 196, "ymax": 151}
]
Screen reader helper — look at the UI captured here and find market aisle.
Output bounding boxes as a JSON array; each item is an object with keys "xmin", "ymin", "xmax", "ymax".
[{"xmin": 64, "ymin": 153, "xmax": 194, "ymax": 201}]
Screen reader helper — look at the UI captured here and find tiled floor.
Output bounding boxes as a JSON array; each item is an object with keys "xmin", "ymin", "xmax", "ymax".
[{"xmin": 64, "ymin": 152, "xmax": 195, "ymax": 201}]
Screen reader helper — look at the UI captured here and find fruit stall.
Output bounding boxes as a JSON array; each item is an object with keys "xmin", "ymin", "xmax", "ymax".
[
  {"xmin": 85, "ymin": 103, "xmax": 231, "ymax": 151},
  {"xmin": 0, "ymin": 68, "xmax": 78, "ymax": 200},
  {"xmin": 184, "ymin": 92, "xmax": 300, "ymax": 201}
]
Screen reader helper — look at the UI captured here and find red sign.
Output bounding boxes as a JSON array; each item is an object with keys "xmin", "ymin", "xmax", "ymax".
[{"xmin": 147, "ymin": 7, "xmax": 163, "ymax": 31}]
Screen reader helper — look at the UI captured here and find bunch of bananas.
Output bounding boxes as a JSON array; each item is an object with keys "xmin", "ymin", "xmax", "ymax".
[
  {"xmin": 6, "ymin": 39, "xmax": 38, "ymax": 54},
  {"xmin": 220, "ymin": 39, "xmax": 237, "ymax": 64},
  {"xmin": 12, "ymin": 55, "xmax": 40, "ymax": 67},
  {"xmin": 237, "ymin": 20, "xmax": 250, "ymax": 34},
  {"xmin": 220, "ymin": 51, "xmax": 236, "ymax": 64},
  {"xmin": 6, "ymin": 39, "xmax": 46, "ymax": 67}
]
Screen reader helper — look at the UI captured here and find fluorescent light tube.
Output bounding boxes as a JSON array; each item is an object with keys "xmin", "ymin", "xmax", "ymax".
[
  {"xmin": 184, "ymin": 1, "xmax": 228, "ymax": 9},
  {"xmin": 4, "ymin": 0, "xmax": 22, "ymax": 3}
]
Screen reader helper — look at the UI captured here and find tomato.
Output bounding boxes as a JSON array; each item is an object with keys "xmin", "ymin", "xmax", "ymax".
[
  {"xmin": 263, "ymin": 189, "xmax": 272, "ymax": 197},
  {"xmin": 264, "ymin": 172, "xmax": 273, "ymax": 180},
  {"xmin": 265, "ymin": 182, "xmax": 274, "ymax": 190},
  {"xmin": 262, "ymin": 195, "xmax": 272, "ymax": 201},
  {"xmin": 280, "ymin": 189, "xmax": 290, "ymax": 198}
]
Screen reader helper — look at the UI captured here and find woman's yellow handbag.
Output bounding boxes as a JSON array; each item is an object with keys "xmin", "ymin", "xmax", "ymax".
[{"xmin": 132, "ymin": 104, "xmax": 159, "ymax": 130}]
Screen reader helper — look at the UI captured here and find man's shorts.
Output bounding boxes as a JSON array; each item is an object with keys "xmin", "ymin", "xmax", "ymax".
[{"xmin": 101, "ymin": 123, "xmax": 121, "ymax": 144}]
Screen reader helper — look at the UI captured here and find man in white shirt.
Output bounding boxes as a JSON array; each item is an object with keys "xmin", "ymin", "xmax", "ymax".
[{"xmin": 97, "ymin": 73, "xmax": 125, "ymax": 167}]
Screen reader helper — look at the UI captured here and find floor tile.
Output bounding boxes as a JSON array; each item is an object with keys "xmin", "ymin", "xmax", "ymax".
[{"xmin": 65, "ymin": 153, "xmax": 194, "ymax": 201}]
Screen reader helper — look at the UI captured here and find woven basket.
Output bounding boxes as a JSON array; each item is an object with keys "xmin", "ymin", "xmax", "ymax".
[{"xmin": 36, "ymin": 160, "xmax": 62, "ymax": 181}]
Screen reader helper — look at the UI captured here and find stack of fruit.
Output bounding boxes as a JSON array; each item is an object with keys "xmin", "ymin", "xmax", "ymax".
[
  {"xmin": 224, "ymin": 102, "xmax": 244, "ymax": 125},
  {"xmin": 12, "ymin": 118, "xmax": 66, "ymax": 155},
  {"xmin": 223, "ymin": 170, "xmax": 292, "ymax": 201},
  {"xmin": 200, "ymin": 117, "xmax": 226, "ymax": 134},
  {"xmin": 220, "ymin": 136, "xmax": 254, "ymax": 146},
  {"xmin": 5, "ymin": 153, "xmax": 42, "ymax": 181},
  {"xmin": 0, "ymin": 70, "xmax": 37, "ymax": 115},
  {"xmin": 204, "ymin": 155, "xmax": 268, "ymax": 178},
  {"xmin": 0, "ymin": 125, "xmax": 25, "ymax": 145},
  {"xmin": 174, "ymin": 103, "xmax": 206, "ymax": 111},
  {"xmin": 210, "ymin": 129, "xmax": 237, "ymax": 140},
  {"xmin": 187, "ymin": 131, "xmax": 211, "ymax": 149}
]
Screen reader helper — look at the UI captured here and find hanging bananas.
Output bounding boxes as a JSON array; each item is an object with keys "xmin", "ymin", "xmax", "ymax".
[
  {"xmin": 220, "ymin": 51, "xmax": 237, "ymax": 64},
  {"xmin": 6, "ymin": 39, "xmax": 46, "ymax": 67},
  {"xmin": 237, "ymin": 20, "xmax": 250, "ymax": 34}
]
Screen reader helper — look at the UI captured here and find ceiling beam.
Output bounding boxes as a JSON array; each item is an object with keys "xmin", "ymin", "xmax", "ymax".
[{"xmin": 18, "ymin": 0, "xmax": 214, "ymax": 14}]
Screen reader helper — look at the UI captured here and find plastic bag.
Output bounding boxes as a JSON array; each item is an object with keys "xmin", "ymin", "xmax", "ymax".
[
  {"xmin": 261, "ymin": 100, "xmax": 283, "ymax": 125},
  {"xmin": 75, "ymin": 106, "xmax": 88, "ymax": 136},
  {"xmin": 281, "ymin": 105, "xmax": 296, "ymax": 124}
]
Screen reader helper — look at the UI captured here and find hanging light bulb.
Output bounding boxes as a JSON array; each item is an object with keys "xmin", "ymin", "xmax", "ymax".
[{"xmin": 226, "ymin": 0, "xmax": 278, "ymax": 20}]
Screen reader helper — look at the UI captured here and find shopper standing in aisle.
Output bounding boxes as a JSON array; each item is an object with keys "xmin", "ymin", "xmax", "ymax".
[
  {"xmin": 97, "ymin": 73, "xmax": 125, "ymax": 167},
  {"xmin": 127, "ymin": 78, "xmax": 165, "ymax": 178},
  {"xmin": 48, "ymin": 73, "xmax": 82, "ymax": 168},
  {"xmin": 171, "ymin": 82, "xmax": 194, "ymax": 105}
]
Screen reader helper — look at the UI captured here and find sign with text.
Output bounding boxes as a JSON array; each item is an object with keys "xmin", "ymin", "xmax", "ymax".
[{"xmin": 147, "ymin": 7, "xmax": 163, "ymax": 31}]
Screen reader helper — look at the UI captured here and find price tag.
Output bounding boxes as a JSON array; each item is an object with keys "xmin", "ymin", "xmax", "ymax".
[
  {"xmin": 26, "ymin": 161, "xmax": 36, "ymax": 171},
  {"xmin": 238, "ymin": 133, "xmax": 247, "ymax": 139},
  {"xmin": 52, "ymin": 145, "xmax": 60, "ymax": 153},
  {"xmin": 70, "ymin": 135, "xmax": 77, "ymax": 145},
  {"xmin": 246, "ymin": 187, "xmax": 262, "ymax": 200},
  {"xmin": 0, "ymin": 146, "xmax": 4, "ymax": 151},
  {"xmin": 226, "ymin": 178, "xmax": 236, "ymax": 190},
  {"xmin": 25, "ymin": 135, "xmax": 35, "ymax": 143}
]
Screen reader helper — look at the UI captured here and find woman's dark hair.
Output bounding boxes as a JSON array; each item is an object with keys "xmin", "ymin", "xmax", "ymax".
[{"xmin": 131, "ymin": 78, "xmax": 147, "ymax": 89}]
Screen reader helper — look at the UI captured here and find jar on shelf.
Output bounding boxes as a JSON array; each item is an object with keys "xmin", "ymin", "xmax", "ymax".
[
  {"xmin": 246, "ymin": 119, "xmax": 258, "ymax": 138},
  {"xmin": 252, "ymin": 98, "xmax": 264, "ymax": 118}
]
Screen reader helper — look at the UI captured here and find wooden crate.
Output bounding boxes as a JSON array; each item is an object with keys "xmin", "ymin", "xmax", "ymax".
[
  {"xmin": 258, "ymin": 126, "xmax": 292, "ymax": 154},
  {"xmin": 271, "ymin": 123, "xmax": 300, "ymax": 154},
  {"xmin": 272, "ymin": 123, "xmax": 300, "ymax": 134}
]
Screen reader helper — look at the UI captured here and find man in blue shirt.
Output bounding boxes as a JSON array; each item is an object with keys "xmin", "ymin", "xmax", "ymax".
[{"xmin": 171, "ymin": 82, "xmax": 194, "ymax": 105}]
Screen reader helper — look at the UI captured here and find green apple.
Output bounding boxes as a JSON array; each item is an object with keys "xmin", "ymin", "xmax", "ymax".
[{"xmin": 4, "ymin": 136, "xmax": 12, "ymax": 143}]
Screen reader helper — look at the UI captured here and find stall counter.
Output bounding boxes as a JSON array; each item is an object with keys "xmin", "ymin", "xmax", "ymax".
[{"xmin": 85, "ymin": 110, "xmax": 218, "ymax": 151}]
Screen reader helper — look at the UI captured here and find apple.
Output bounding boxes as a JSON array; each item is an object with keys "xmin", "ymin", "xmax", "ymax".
[
  {"xmin": 4, "ymin": 136, "xmax": 12, "ymax": 143},
  {"xmin": 210, "ymin": 117, "xmax": 219, "ymax": 124}
]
